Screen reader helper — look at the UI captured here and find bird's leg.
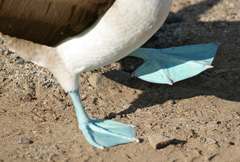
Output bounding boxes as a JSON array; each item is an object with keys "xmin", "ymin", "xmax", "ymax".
[
  {"xmin": 69, "ymin": 90, "xmax": 138, "ymax": 149},
  {"xmin": 130, "ymin": 43, "xmax": 219, "ymax": 84},
  {"xmin": 69, "ymin": 90, "xmax": 90, "ymax": 124}
]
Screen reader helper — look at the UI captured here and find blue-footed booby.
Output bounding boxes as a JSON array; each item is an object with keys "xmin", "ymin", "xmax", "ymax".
[{"xmin": 0, "ymin": 0, "xmax": 218, "ymax": 148}]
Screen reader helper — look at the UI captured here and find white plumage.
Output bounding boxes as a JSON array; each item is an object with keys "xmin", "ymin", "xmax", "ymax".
[{"xmin": 56, "ymin": 0, "xmax": 172, "ymax": 91}]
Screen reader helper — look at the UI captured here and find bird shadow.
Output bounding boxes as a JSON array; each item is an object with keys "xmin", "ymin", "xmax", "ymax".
[{"xmin": 104, "ymin": 0, "xmax": 240, "ymax": 117}]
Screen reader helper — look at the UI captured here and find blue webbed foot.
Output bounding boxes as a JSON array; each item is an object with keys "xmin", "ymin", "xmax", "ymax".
[
  {"xmin": 69, "ymin": 91, "xmax": 138, "ymax": 149},
  {"xmin": 130, "ymin": 43, "xmax": 219, "ymax": 84},
  {"xmin": 80, "ymin": 119, "xmax": 137, "ymax": 149}
]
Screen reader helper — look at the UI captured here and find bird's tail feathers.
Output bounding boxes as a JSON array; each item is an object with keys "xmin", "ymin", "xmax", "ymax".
[
  {"xmin": 0, "ymin": 32, "xmax": 55, "ymax": 68},
  {"xmin": 0, "ymin": 32, "xmax": 79, "ymax": 92}
]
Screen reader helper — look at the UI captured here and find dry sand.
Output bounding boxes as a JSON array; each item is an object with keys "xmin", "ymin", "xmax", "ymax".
[{"xmin": 0, "ymin": 0, "xmax": 240, "ymax": 161}]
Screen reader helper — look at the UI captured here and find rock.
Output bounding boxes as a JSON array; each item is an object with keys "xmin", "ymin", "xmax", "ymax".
[
  {"xmin": 148, "ymin": 134, "xmax": 173, "ymax": 149},
  {"xmin": 81, "ymin": 94, "xmax": 87, "ymax": 101},
  {"xmin": 0, "ymin": 109, "xmax": 7, "ymax": 113},
  {"xmin": 147, "ymin": 133, "xmax": 186, "ymax": 149},
  {"xmin": 15, "ymin": 56, "xmax": 25, "ymax": 64},
  {"xmin": 17, "ymin": 137, "xmax": 34, "ymax": 144},
  {"xmin": 205, "ymin": 138, "xmax": 217, "ymax": 145}
]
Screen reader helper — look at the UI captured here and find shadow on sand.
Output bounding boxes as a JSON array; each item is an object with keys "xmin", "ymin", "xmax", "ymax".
[{"xmin": 104, "ymin": 0, "xmax": 240, "ymax": 117}]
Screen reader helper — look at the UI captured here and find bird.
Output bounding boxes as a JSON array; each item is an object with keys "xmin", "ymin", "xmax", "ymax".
[{"xmin": 0, "ymin": 0, "xmax": 218, "ymax": 149}]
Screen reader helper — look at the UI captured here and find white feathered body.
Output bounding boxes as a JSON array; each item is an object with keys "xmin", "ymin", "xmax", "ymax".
[{"xmin": 57, "ymin": 0, "xmax": 172, "ymax": 74}]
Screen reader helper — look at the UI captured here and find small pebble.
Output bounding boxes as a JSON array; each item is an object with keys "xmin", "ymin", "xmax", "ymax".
[
  {"xmin": 15, "ymin": 56, "xmax": 25, "ymax": 64},
  {"xmin": 205, "ymin": 138, "xmax": 217, "ymax": 145},
  {"xmin": 148, "ymin": 133, "xmax": 186, "ymax": 149},
  {"xmin": 148, "ymin": 134, "xmax": 175, "ymax": 149},
  {"xmin": 0, "ymin": 109, "xmax": 7, "ymax": 113},
  {"xmin": 18, "ymin": 137, "xmax": 33, "ymax": 144},
  {"xmin": 81, "ymin": 94, "xmax": 87, "ymax": 101}
]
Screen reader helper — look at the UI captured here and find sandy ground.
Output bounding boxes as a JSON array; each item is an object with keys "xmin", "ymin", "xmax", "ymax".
[{"xmin": 1, "ymin": 0, "xmax": 240, "ymax": 162}]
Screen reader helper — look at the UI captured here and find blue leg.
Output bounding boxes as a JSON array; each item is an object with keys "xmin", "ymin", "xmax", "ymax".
[
  {"xmin": 69, "ymin": 90, "xmax": 138, "ymax": 149},
  {"xmin": 130, "ymin": 43, "xmax": 219, "ymax": 84}
]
